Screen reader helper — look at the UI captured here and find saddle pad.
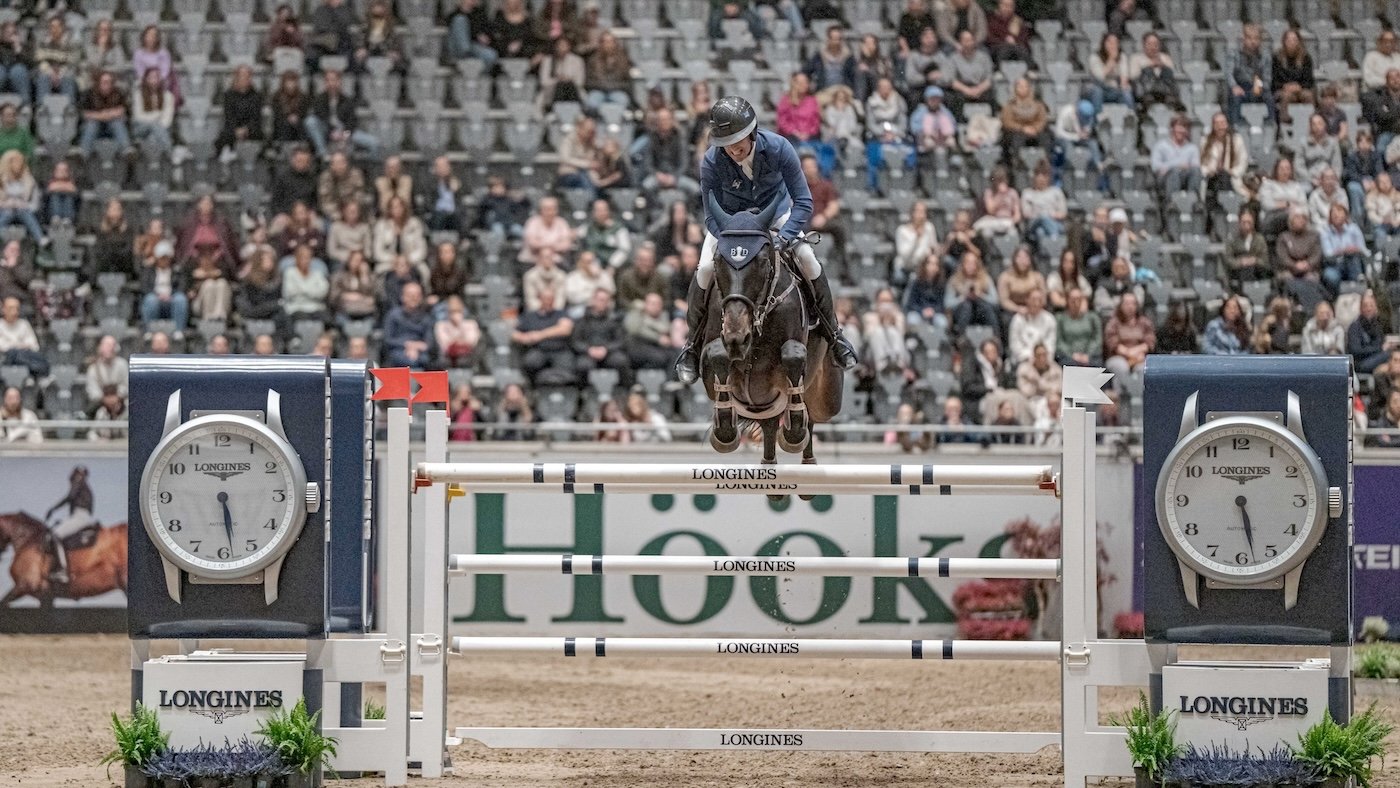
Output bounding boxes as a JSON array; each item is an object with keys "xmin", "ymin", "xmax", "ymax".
[
  {"xmin": 62, "ymin": 525, "xmax": 99, "ymax": 551},
  {"xmin": 717, "ymin": 231, "xmax": 769, "ymax": 269}
]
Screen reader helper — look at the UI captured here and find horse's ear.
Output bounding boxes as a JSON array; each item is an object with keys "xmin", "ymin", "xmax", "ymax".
[
  {"xmin": 705, "ymin": 191, "xmax": 732, "ymax": 227},
  {"xmin": 753, "ymin": 197, "xmax": 779, "ymax": 230}
]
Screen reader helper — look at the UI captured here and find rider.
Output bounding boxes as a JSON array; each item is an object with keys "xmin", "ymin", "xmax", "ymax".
[
  {"xmin": 674, "ymin": 95, "xmax": 860, "ymax": 384},
  {"xmin": 44, "ymin": 465, "xmax": 94, "ymax": 584}
]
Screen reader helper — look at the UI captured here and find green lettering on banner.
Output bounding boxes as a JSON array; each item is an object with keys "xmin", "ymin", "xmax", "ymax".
[
  {"xmin": 979, "ymin": 533, "xmax": 1012, "ymax": 559},
  {"xmin": 453, "ymin": 493, "xmax": 623, "ymax": 624},
  {"xmin": 858, "ymin": 496, "xmax": 960, "ymax": 625},
  {"xmin": 632, "ymin": 530, "xmax": 734, "ymax": 625},
  {"xmin": 750, "ymin": 531, "xmax": 850, "ymax": 625}
]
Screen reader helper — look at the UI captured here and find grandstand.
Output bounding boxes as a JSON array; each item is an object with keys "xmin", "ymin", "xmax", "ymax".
[{"xmin": 0, "ymin": 0, "xmax": 1397, "ymax": 446}]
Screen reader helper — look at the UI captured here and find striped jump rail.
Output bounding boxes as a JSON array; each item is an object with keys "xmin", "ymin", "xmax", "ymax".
[
  {"xmin": 449, "ymin": 636, "xmax": 1064, "ymax": 661},
  {"xmin": 447, "ymin": 554, "xmax": 1062, "ymax": 580}
]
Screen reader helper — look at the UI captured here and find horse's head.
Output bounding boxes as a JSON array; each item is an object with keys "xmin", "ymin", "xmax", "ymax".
[{"xmin": 707, "ymin": 192, "xmax": 781, "ymax": 361}]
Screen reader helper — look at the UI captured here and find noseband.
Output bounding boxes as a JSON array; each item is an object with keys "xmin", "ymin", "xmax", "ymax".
[{"xmin": 718, "ymin": 228, "xmax": 795, "ymax": 338}]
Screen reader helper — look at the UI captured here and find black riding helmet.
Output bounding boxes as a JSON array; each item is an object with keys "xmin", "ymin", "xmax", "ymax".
[{"xmin": 709, "ymin": 96, "xmax": 757, "ymax": 147}]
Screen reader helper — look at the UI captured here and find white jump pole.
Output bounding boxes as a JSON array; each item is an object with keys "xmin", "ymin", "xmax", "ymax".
[
  {"xmin": 415, "ymin": 462, "xmax": 1057, "ymax": 492},
  {"xmin": 440, "ymin": 482, "xmax": 1054, "ymax": 497},
  {"xmin": 448, "ymin": 554, "xmax": 1061, "ymax": 580},
  {"xmin": 450, "ymin": 636, "xmax": 1063, "ymax": 661}
]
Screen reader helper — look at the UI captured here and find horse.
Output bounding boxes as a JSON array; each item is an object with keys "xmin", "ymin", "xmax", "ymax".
[
  {"xmin": 698, "ymin": 194, "xmax": 843, "ymax": 501},
  {"xmin": 0, "ymin": 512, "xmax": 128, "ymax": 607}
]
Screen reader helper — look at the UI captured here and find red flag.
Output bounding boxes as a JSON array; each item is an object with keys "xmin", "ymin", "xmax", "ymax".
[
  {"xmin": 370, "ymin": 367, "xmax": 412, "ymax": 401},
  {"xmin": 411, "ymin": 371, "xmax": 449, "ymax": 404}
]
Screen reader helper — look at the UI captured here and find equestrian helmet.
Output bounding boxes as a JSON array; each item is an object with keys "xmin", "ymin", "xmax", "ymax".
[{"xmin": 709, "ymin": 96, "xmax": 758, "ymax": 147}]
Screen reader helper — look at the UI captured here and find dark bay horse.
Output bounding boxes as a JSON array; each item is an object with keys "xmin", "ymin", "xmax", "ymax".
[
  {"xmin": 0, "ymin": 512, "xmax": 128, "ymax": 607},
  {"xmin": 699, "ymin": 195, "xmax": 843, "ymax": 499}
]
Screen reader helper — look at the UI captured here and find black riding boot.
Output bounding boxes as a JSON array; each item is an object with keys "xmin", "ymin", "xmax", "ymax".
[
  {"xmin": 48, "ymin": 533, "xmax": 69, "ymax": 584},
  {"xmin": 809, "ymin": 272, "xmax": 860, "ymax": 370},
  {"xmin": 674, "ymin": 278, "xmax": 710, "ymax": 385}
]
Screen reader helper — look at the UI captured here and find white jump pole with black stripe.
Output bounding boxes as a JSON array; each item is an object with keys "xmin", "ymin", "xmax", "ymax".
[
  {"xmin": 448, "ymin": 553, "xmax": 1061, "ymax": 580},
  {"xmin": 449, "ymin": 636, "xmax": 1063, "ymax": 661},
  {"xmin": 438, "ymin": 482, "xmax": 1053, "ymax": 497}
]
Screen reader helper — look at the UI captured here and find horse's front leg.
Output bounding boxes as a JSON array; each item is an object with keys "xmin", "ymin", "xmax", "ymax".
[
  {"xmin": 706, "ymin": 339, "xmax": 740, "ymax": 452},
  {"xmin": 778, "ymin": 339, "xmax": 808, "ymax": 454}
]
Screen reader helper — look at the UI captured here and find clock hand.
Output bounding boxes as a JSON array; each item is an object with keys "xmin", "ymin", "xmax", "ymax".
[
  {"xmin": 218, "ymin": 491, "xmax": 233, "ymax": 551},
  {"xmin": 1236, "ymin": 495, "xmax": 1255, "ymax": 561}
]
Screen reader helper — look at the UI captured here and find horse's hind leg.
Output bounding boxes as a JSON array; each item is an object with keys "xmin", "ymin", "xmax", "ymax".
[
  {"xmin": 761, "ymin": 419, "xmax": 789, "ymax": 504},
  {"xmin": 778, "ymin": 340, "xmax": 809, "ymax": 453}
]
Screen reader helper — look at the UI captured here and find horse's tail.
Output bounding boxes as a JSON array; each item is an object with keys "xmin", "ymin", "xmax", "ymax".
[{"xmin": 738, "ymin": 418, "xmax": 763, "ymax": 442}]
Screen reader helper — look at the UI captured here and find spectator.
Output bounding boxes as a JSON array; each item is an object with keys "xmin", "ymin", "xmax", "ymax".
[
  {"xmin": 1055, "ymin": 287, "xmax": 1103, "ymax": 366},
  {"xmin": 930, "ymin": 395, "xmax": 975, "ymax": 443},
  {"xmin": 1225, "ymin": 209, "xmax": 1270, "ymax": 286},
  {"xmin": 514, "ymin": 286, "xmax": 576, "ymax": 386},
  {"xmin": 1319, "ymin": 202, "xmax": 1369, "ymax": 291},
  {"xmin": 1155, "ymin": 300, "xmax": 1199, "ymax": 354},
  {"xmin": 1203, "ymin": 296, "xmax": 1252, "ymax": 355},
  {"xmin": 902, "ymin": 26, "xmax": 944, "ymax": 98},
  {"xmin": 999, "ymin": 78, "xmax": 1050, "ymax": 160},
  {"xmin": 383, "ymin": 281, "xmax": 435, "ymax": 369},
  {"xmin": 1103, "ymin": 291, "xmax": 1154, "ymax": 380},
  {"xmin": 1348, "ymin": 290, "xmax": 1391, "ymax": 373},
  {"xmin": 1047, "ymin": 249, "xmax": 1090, "ymax": 310},
  {"xmin": 89, "ymin": 198, "xmax": 133, "ymax": 277},
  {"xmin": 372, "ymin": 196, "xmax": 428, "ymax": 272},
  {"xmin": 1021, "ymin": 163, "xmax": 1067, "ymax": 242},
  {"xmin": 590, "ymin": 136, "xmax": 631, "ymax": 199},
  {"xmin": 139, "ymin": 242, "xmax": 188, "ymax": 334},
  {"xmin": 804, "ymin": 25, "xmax": 856, "ymax": 95},
  {"xmin": 270, "ymin": 147, "xmax": 319, "ymax": 220},
  {"xmin": 329, "ymin": 249, "xmax": 377, "ymax": 327},
  {"xmin": 132, "ymin": 25, "xmax": 175, "ymax": 95},
  {"xmin": 235, "ymin": 249, "xmax": 286, "ymax": 332},
  {"xmin": 864, "ymin": 76, "xmax": 913, "ymax": 192},
  {"xmin": 1369, "ymin": 390, "xmax": 1400, "ymax": 449},
  {"xmin": 1128, "ymin": 32, "xmax": 1180, "ymax": 113},
  {"xmin": 1362, "ymin": 68, "xmax": 1400, "ymax": 151},
  {"xmin": 911, "ymin": 85, "xmax": 957, "ymax": 158},
  {"xmin": 885, "ymin": 402, "xmax": 933, "ymax": 452},
  {"xmin": 270, "ymin": 71, "xmax": 310, "ymax": 143},
  {"xmin": 1301, "ymin": 115, "xmax": 1343, "ymax": 185},
  {"xmin": 533, "ymin": 0, "xmax": 579, "ymax": 52},
  {"xmin": 1200, "ymin": 112, "xmax": 1248, "ymax": 206},
  {"xmin": 282, "ymin": 244, "xmax": 331, "ymax": 326},
  {"xmin": 897, "ymin": 0, "xmax": 935, "ymax": 49},
  {"xmin": 446, "ymin": 0, "xmax": 498, "ymax": 66},
  {"xmin": 1150, "ymin": 113, "xmax": 1200, "ymax": 197},
  {"xmin": 489, "ymin": 382, "xmax": 536, "ymax": 441},
  {"xmin": 973, "ymin": 165, "xmax": 1020, "ymax": 239},
  {"xmin": 1225, "ymin": 23, "xmax": 1274, "ymax": 124},
  {"xmin": 1275, "ymin": 208, "xmax": 1322, "ymax": 284},
  {"xmin": 894, "ymin": 200, "xmax": 939, "ymax": 282},
  {"xmin": 1008, "ymin": 288, "xmax": 1055, "ymax": 365},
  {"xmin": 0, "ymin": 22, "xmax": 29, "ymax": 104},
  {"xmin": 776, "ymin": 71, "xmax": 824, "ymax": 153},
  {"xmin": 308, "ymin": 0, "xmax": 357, "ymax": 66},
  {"xmin": 623, "ymin": 385, "xmax": 670, "ymax": 443},
  {"xmin": 1363, "ymin": 29, "xmax": 1400, "ymax": 90},
  {"xmin": 317, "ymin": 151, "xmax": 366, "ymax": 222},
  {"xmin": 0, "ymin": 385, "xmax": 39, "ymax": 443},
  {"xmin": 999, "ymin": 244, "xmax": 1046, "ymax": 320},
  {"xmin": 822, "ymin": 84, "xmax": 863, "ymax": 156},
  {"xmin": 639, "ymin": 106, "xmax": 698, "ymax": 198},
  {"xmin": 853, "ymin": 33, "xmax": 893, "ymax": 102},
  {"xmin": 33, "ymin": 15, "xmax": 80, "ymax": 102},
  {"xmin": 864, "ymin": 292, "xmax": 912, "ymax": 376},
  {"xmin": 1301, "ymin": 300, "xmax": 1345, "ymax": 355},
  {"xmin": 43, "ymin": 160, "xmax": 78, "ymax": 225},
  {"xmin": 215, "ymin": 65, "xmax": 265, "ymax": 155},
  {"xmin": 0, "ymin": 295, "xmax": 43, "ymax": 376},
  {"xmin": 435, "ymin": 295, "xmax": 481, "ymax": 368},
  {"xmin": 1347, "ymin": 128, "xmax": 1384, "ymax": 225},
  {"xmin": 555, "ymin": 114, "xmax": 599, "ymax": 196},
  {"xmin": 1367, "ymin": 171, "xmax": 1400, "ymax": 249},
  {"xmin": 263, "ymin": 4, "xmax": 305, "ymax": 60},
  {"xmin": 959, "ymin": 337, "xmax": 1012, "ymax": 419},
  {"xmin": 669, "ymin": 245, "xmax": 700, "ymax": 315},
  {"xmin": 148, "ymin": 332, "xmax": 172, "ymax": 354},
  {"xmin": 0, "ymin": 104, "xmax": 33, "ymax": 164},
  {"xmin": 1252, "ymin": 295, "xmax": 1293, "ymax": 354},
  {"xmin": 378, "ymin": 253, "xmax": 422, "ymax": 308},
  {"xmin": 572, "ymin": 287, "xmax": 629, "ymax": 381},
  {"xmin": 1273, "ymin": 28, "xmax": 1315, "ymax": 121},
  {"xmin": 616, "ymin": 242, "xmax": 667, "ymax": 309},
  {"xmin": 310, "ymin": 331, "xmax": 334, "ymax": 357},
  {"xmin": 87, "ymin": 384, "xmax": 127, "ymax": 441},
  {"xmin": 578, "ymin": 198, "xmax": 631, "ymax": 269},
  {"xmin": 354, "ymin": 0, "xmax": 405, "ymax": 72},
  {"xmin": 943, "ymin": 29, "xmax": 994, "ymax": 120},
  {"xmin": 1370, "ymin": 348, "xmax": 1400, "ymax": 418},
  {"xmin": 584, "ymin": 30, "xmax": 631, "ymax": 108},
  {"xmin": 78, "ymin": 70, "xmax": 130, "ymax": 157},
  {"xmin": 189, "ymin": 248, "xmax": 233, "ymax": 320},
  {"xmin": 306, "ymin": 69, "xmax": 378, "ymax": 160},
  {"xmin": 427, "ymin": 241, "xmax": 468, "ymax": 312},
  {"xmin": 986, "ymin": 0, "xmax": 1030, "ymax": 65},
  {"xmin": 0, "ymin": 151, "xmax": 42, "ymax": 244},
  {"xmin": 902, "ymin": 255, "xmax": 947, "ymax": 328},
  {"xmin": 520, "ymin": 196, "xmax": 576, "ymax": 265},
  {"xmin": 1258, "ymin": 157, "xmax": 1308, "ymax": 236},
  {"xmin": 623, "ymin": 291, "xmax": 675, "ymax": 373},
  {"xmin": 1053, "ymin": 99, "xmax": 1104, "ymax": 184},
  {"xmin": 416, "ymin": 155, "xmax": 466, "ymax": 234},
  {"xmin": 1016, "ymin": 341, "xmax": 1062, "ymax": 401},
  {"xmin": 565, "ymin": 250, "xmax": 615, "ymax": 316},
  {"xmin": 85, "ymin": 19, "xmax": 126, "ymax": 85},
  {"xmin": 1088, "ymin": 32, "xmax": 1133, "ymax": 111},
  {"xmin": 945, "ymin": 250, "xmax": 1000, "ymax": 337},
  {"xmin": 176, "ymin": 194, "xmax": 239, "ymax": 274},
  {"xmin": 373, "ymin": 155, "xmax": 413, "ymax": 214},
  {"xmin": 328, "ymin": 201, "xmax": 372, "ymax": 273},
  {"xmin": 448, "ymin": 380, "xmax": 485, "ymax": 441},
  {"xmin": 650, "ymin": 200, "xmax": 702, "ymax": 263},
  {"xmin": 0, "ymin": 240, "xmax": 27, "ymax": 310},
  {"xmin": 1106, "ymin": 0, "xmax": 1149, "ymax": 36},
  {"xmin": 801, "ymin": 151, "xmax": 844, "ymax": 262},
  {"xmin": 935, "ymin": 0, "xmax": 987, "ymax": 50},
  {"xmin": 687, "ymin": 79, "xmax": 715, "ymax": 154},
  {"xmin": 523, "ymin": 246, "xmax": 567, "ymax": 312},
  {"xmin": 474, "ymin": 175, "xmax": 529, "ymax": 239},
  {"xmin": 1316, "ymin": 82, "xmax": 1350, "ymax": 142}
]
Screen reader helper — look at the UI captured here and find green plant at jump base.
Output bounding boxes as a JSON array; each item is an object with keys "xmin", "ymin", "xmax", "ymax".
[
  {"xmin": 1354, "ymin": 644, "xmax": 1400, "ymax": 679},
  {"xmin": 256, "ymin": 698, "xmax": 338, "ymax": 777},
  {"xmin": 1294, "ymin": 704, "xmax": 1394, "ymax": 787},
  {"xmin": 100, "ymin": 704, "xmax": 170, "ymax": 776},
  {"xmin": 1107, "ymin": 691, "xmax": 1181, "ymax": 784}
]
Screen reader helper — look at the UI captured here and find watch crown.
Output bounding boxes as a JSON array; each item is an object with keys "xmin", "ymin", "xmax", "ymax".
[
  {"xmin": 1328, "ymin": 487, "xmax": 1343, "ymax": 519},
  {"xmin": 306, "ymin": 482, "xmax": 321, "ymax": 514}
]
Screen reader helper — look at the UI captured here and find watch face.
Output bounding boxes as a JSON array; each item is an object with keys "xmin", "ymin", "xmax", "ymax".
[
  {"xmin": 141, "ymin": 415, "xmax": 307, "ymax": 578},
  {"xmin": 1157, "ymin": 416, "xmax": 1327, "ymax": 584}
]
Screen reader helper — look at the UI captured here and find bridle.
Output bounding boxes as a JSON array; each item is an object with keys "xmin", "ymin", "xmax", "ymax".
[{"xmin": 719, "ymin": 228, "xmax": 798, "ymax": 339}]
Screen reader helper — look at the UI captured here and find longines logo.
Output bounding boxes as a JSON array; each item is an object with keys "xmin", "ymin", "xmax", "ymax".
[
  {"xmin": 159, "ymin": 689, "xmax": 284, "ymax": 724},
  {"xmin": 691, "ymin": 468, "xmax": 779, "ymax": 481},
  {"xmin": 196, "ymin": 462, "xmax": 252, "ymax": 481},
  {"xmin": 1179, "ymin": 695, "xmax": 1308, "ymax": 730},
  {"xmin": 1213, "ymin": 466, "xmax": 1270, "ymax": 485}
]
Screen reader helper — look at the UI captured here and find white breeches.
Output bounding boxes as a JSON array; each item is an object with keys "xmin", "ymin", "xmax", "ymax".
[
  {"xmin": 51, "ymin": 508, "xmax": 95, "ymax": 539},
  {"xmin": 697, "ymin": 209, "xmax": 822, "ymax": 289}
]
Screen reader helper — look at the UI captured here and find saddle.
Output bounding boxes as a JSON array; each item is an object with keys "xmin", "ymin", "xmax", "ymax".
[{"xmin": 58, "ymin": 524, "xmax": 99, "ymax": 551}]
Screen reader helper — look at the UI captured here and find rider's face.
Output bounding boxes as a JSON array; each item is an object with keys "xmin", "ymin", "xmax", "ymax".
[{"xmin": 723, "ymin": 136, "xmax": 754, "ymax": 162}]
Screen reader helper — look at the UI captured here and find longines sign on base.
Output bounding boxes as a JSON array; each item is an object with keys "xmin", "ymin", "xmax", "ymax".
[
  {"xmin": 1162, "ymin": 661, "xmax": 1329, "ymax": 752},
  {"xmin": 142, "ymin": 652, "xmax": 306, "ymax": 748}
]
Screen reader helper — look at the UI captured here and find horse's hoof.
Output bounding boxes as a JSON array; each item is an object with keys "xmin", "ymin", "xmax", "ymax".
[
  {"xmin": 707, "ymin": 425, "xmax": 741, "ymax": 453},
  {"xmin": 777, "ymin": 428, "xmax": 808, "ymax": 454}
]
